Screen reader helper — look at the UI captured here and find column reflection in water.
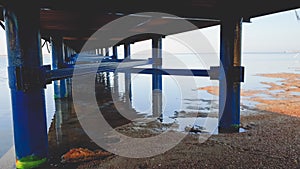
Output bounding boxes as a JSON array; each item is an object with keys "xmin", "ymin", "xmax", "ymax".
[
  {"xmin": 124, "ymin": 43, "xmax": 132, "ymax": 105},
  {"xmin": 54, "ymin": 98, "xmax": 71, "ymax": 145},
  {"xmin": 152, "ymin": 37, "xmax": 163, "ymax": 120},
  {"xmin": 113, "ymin": 72, "xmax": 120, "ymax": 101}
]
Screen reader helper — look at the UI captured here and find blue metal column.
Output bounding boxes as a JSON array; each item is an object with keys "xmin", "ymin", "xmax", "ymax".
[
  {"xmin": 219, "ymin": 17, "xmax": 243, "ymax": 133},
  {"xmin": 124, "ymin": 43, "xmax": 132, "ymax": 103},
  {"xmin": 65, "ymin": 46, "xmax": 73, "ymax": 98},
  {"xmin": 112, "ymin": 46, "xmax": 119, "ymax": 100},
  {"xmin": 64, "ymin": 45, "xmax": 68, "ymax": 64},
  {"xmin": 102, "ymin": 48, "xmax": 105, "ymax": 56},
  {"xmin": 105, "ymin": 47, "xmax": 110, "ymax": 56},
  {"xmin": 152, "ymin": 37, "xmax": 163, "ymax": 119},
  {"xmin": 51, "ymin": 36, "xmax": 68, "ymax": 99},
  {"xmin": 112, "ymin": 46, "xmax": 118, "ymax": 59},
  {"xmin": 4, "ymin": 4, "xmax": 48, "ymax": 168},
  {"xmin": 98, "ymin": 48, "xmax": 102, "ymax": 55}
]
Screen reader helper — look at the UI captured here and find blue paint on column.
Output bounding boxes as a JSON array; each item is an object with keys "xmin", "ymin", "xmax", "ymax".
[
  {"xmin": 152, "ymin": 37, "xmax": 163, "ymax": 119},
  {"xmin": 51, "ymin": 37, "xmax": 67, "ymax": 99},
  {"xmin": 53, "ymin": 80, "xmax": 67, "ymax": 99},
  {"xmin": 218, "ymin": 18, "xmax": 242, "ymax": 133},
  {"xmin": 11, "ymin": 90, "xmax": 48, "ymax": 158},
  {"xmin": 112, "ymin": 46, "xmax": 118, "ymax": 59},
  {"xmin": 4, "ymin": 4, "xmax": 48, "ymax": 167},
  {"xmin": 152, "ymin": 37, "xmax": 162, "ymax": 91},
  {"xmin": 124, "ymin": 43, "xmax": 132, "ymax": 102}
]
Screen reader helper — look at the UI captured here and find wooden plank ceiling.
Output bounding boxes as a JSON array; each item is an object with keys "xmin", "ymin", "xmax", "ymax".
[{"xmin": 0, "ymin": 0, "xmax": 300, "ymax": 52}]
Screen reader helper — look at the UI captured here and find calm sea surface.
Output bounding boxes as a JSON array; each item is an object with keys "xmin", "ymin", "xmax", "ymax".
[{"xmin": 0, "ymin": 52, "xmax": 299, "ymax": 157}]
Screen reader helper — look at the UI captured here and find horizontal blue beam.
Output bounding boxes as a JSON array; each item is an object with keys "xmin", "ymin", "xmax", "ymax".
[
  {"xmin": 47, "ymin": 67, "xmax": 209, "ymax": 82},
  {"xmin": 42, "ymin": 59, "xmax": 211, "ymax": 84},
  {"xmin": 46, "ymin": 59, "xmax": 152, "ymax": 81},
  {"xmin": 126, "ymin": 68, "xmax": 209, "ymax": 77}
]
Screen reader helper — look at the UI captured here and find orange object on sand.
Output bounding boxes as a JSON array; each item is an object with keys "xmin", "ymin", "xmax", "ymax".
[{"xmin": 61, "ymin": 148, "xmax": 112, "ymax": 163}]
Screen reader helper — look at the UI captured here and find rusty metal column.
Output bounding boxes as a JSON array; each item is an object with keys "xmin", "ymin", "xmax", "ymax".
[
  {"xmin": 219, "ymin": 17, "xmax": 244, "ymax": 133},
  {"xmin": 152, "ymin": 37, "xmax": 163, "ymax": 119},
  {"xmin": 4, "ymin": 4, "xmax": 48, "ymax": 168}
]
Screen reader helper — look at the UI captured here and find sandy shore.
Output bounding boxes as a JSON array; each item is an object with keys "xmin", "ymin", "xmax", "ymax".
[
  {"xmin": 45, "ymin": 111, "xmax": 300, "ymax": 169},
  {"xmin": 44, "ymin": 73, "xmax": 300, "ymax": 169},
  {"xmin": 199, "ymin": 73, "xmax": 300, "ymax": 117}
]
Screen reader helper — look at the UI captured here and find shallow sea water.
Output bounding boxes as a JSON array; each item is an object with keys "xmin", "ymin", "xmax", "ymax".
[{"xmin": 0, "ymin": 52, "xmax": 299, "ymax": 159}]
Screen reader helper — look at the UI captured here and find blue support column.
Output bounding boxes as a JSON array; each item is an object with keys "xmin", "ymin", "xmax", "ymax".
[
  {"xmin": 112, "ymin": 46, "xmax": 118, "ymax": 59},
  {"xmin": 112, "ymin": 46, "xmax": 119, "ymax": 99},
  {"xmin": 218, "ymin": 17, "xmax": 243, "ymax": 133},
  {"xmin": 65, "ymin": 46, "xmax": 73, "ymax": 98},
  {"xmin": 51, "ymin": 36, "xmax": 68, "ymax": 99},
  {"xmin": 102, "ymin": 48, "xmax": 105, "ymax": 56},
  {"xmin": 105, "ymin": 47, "xmax": 110, "ymax": 56},
  {"xmin": 124, "ymin": 43, "xmax": 131, "ymax": 59},
  {"xmin": 124, "ymin": 43, "xmax": 132, "ymax": 103},
  {"xmin": 97, "ymin": 48, "xmax": 102, "ymax": 55},
  {"xmin": 64, "ymin": 45, "xmax": 68, "ymax": 64},
  {"xmin": 152, "ymin": 37, "xmax": 163, "ymax": 119},
  {"xmin": 4, "ymin": 4, "xmax": 48, "ymax": 168}
]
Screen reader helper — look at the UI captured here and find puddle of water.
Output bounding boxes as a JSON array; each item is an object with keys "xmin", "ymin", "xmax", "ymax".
[
  {"xmin": 241, "ymin": 99, "xmax": 260, "ymax": 109},
  {"xmin": 171, "ymin": 117, "xmax": 218, "ymax": 133},
  {"xmin": 47, "ymin": 70, "xmax": 246, "ymax": 156},
  {"xmin": 162, "ymin": 116, "xmax": 246, "ymax": 135},
  {"xmin": 270, "ymin": 89, "xmax": 285, "ymax": 94},
  {"xmin": 291, "ymin": 92, "xmax": 300, "ymax": 96}
]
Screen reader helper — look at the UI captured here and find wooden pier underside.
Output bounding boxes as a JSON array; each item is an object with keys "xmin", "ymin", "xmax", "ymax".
[{"xmin": 1, "ymin": 0, "xmax": 300, "ymax": 51}]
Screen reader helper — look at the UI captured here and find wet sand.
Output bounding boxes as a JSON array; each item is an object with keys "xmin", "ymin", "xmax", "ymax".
[
  {"xmin": 44, "ymin": 73, "xmax": 300, "ymax": 169},
  {"xmin": 199, "ymin": 73, "xmax": 300, "ymax": 117}
]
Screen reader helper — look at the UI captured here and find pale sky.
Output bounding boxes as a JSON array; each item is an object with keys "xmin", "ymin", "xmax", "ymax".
[{"xmin": 0, "ymin": 8, "xmax": 300, "ymax": 56}]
